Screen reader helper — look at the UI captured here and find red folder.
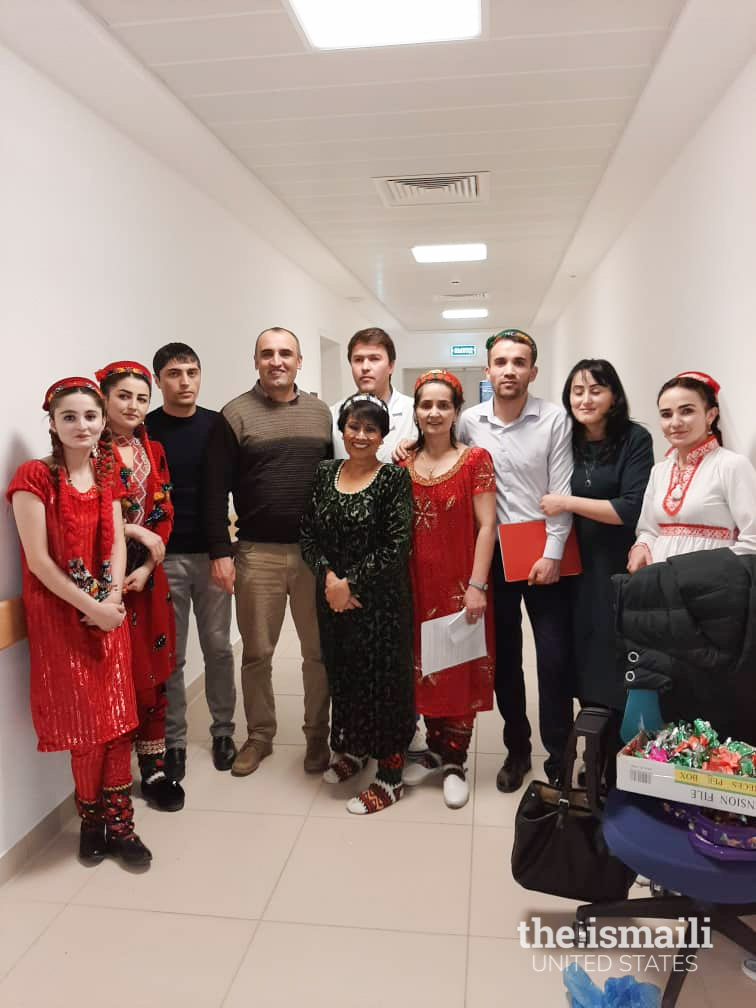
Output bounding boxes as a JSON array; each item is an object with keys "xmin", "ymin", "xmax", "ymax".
[{"xmin": 497, "ymin": 520, "xmax": 582, "ymax": 582}]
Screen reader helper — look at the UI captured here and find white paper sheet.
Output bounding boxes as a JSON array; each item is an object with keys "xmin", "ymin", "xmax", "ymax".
[{"xmin": 420, "ymin": 609, "xmax": 487, "ymax": 676}]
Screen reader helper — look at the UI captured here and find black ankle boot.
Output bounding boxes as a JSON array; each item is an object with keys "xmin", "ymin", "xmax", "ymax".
[
  {"xmin": 76, "ymin": 797, "xmax": 107, "ymax": 865},
  {"xmin": 102, "ymin": 785, "xmax": 152, "ymax": 868},
  {"xmin": 138, "ymin": 751, "xmax": 185, "ymax": 812},
  {"xmin": 107, "ymin": 832, "xmax": 153, "ymax": 867}
]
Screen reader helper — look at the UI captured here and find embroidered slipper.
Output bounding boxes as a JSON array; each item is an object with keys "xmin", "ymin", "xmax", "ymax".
[
  {"xmin": 442, "ymin": 766, "xmax": 469, "ymax": 809},
  {"xmin": 346, "ymin": 779, "xmax": 403, "ymax": 815},
  {"xmin": 323, "ymin": 753, "xmax": 368, "ymax": 784},
  {"xmin": 403, "ymin": 751, "xmax": 443, "ymax": 786}
]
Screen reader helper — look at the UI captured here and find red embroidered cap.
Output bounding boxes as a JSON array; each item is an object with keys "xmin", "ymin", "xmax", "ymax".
[
  {"xmin": 95, "ymin": 360, "xmax": 152, "ymax": 387},
  {"xmin": 42, "ymin": 377, "xmax": 103, "ymax": 411},
  {"xmin": 675, "ymin": 371, "xmax": 721, "ymax": 397},
  {"xmin": 414, "ymin": 368, "xmax": 463, "ymax": 398}
]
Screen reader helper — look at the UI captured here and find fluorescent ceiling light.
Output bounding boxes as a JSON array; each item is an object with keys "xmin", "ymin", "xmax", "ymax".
[
  {"xmin": 412, "ymin": 243, "xmax": 487, "ymax": 263},
  {"xmin": 288, "ymin": 0, "xmax": 481, "ymax": 50},
  {"xmin": 442, "ymin": 308, "xmax": 489, "ymax": 320}
]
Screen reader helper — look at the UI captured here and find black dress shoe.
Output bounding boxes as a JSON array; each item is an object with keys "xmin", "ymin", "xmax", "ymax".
[
  {"xmin": 164, "ymin": 747, "xmax": 187, "ymax": 783},
  {"xmin": 212, "ymin": 735, "xmax": 237, "ymax": 771},
  {"xmin": 496, "ymin": 754, "xmax": 532, "ymax": 793},
  {"xmin": 141, "ymin": 776, "xmax": 185, "ymax": 812}
]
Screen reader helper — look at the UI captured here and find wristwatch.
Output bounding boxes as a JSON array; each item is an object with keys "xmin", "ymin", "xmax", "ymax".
[{"xmin": 468, "ymin": 578, "xmax": 488, "ymax": 591}]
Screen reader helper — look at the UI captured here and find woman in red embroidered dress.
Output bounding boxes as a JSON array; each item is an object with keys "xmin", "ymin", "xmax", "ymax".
[
  {"xmin": 629, "ymin": 371, "xmax": 756, "ymax": 572},
  {"xmin": 96, "ymin": 361, "xmax": 182, "ymax": 812},
  {"xmin": 7, "ymin": 378, "xmax": 151, "ymax": 866},
  {"xmin": 401, "ymin": 369, "xmax": 497, "ymax": 809}
]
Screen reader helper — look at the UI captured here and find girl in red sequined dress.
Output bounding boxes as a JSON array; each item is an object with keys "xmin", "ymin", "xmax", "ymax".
[
  {"xmin": 401, "ymin": 369, "xmax": 497, "ymax": 809},
  {"xmin": 96, "ymin": 361, "xmax": 182, "ymax": 812},
  {"xmin": 7, "ymin": 378, "xmax": 151, "ymax": 866}
]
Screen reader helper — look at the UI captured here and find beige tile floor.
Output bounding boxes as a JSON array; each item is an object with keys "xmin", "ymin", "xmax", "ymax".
[{"xmin": 1, "ymin": 615, "xmax": 755, "ymax": 1007}]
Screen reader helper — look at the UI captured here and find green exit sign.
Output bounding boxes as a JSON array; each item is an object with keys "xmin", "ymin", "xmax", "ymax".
[{"xmin": 451, "ymin": 345, "xmax": 477, "ymax": 357}]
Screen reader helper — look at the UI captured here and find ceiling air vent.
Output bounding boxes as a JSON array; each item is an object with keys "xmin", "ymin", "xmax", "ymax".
[
  {"xmin": 374, "ymin": 172, "xmax": 490, "ymax": 207},
  {"xmin": 435, "ymin": 292, "xmax": 489, "ymax": 304}
]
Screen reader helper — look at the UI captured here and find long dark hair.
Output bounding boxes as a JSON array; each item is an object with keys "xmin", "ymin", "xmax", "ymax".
[
  {"xmin": 562, "ymin": 359, "xmax": 631, "ymax": 463},
  {"xmin": 657, "ymin": 376, "xmax": 723, "ymax": 445}
]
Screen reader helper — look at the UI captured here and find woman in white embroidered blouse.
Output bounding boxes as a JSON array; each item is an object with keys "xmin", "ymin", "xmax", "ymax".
[{"xmin": 628, "ymin": 371, "xmax": 756, "ymax": 573}]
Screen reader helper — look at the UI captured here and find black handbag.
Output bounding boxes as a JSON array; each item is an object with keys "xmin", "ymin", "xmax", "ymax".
[{"xmin": 511, "ymin": 707, "xmax": 636, "ymax": 903}]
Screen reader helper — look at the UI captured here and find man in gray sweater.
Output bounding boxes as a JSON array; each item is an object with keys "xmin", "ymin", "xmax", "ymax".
[{"xmin": 205, "ymin": 327, "xmax": 332, "ymax": 777}]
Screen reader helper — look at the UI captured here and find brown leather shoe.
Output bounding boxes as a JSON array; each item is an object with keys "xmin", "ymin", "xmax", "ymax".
[
  {"xmin": 231, "ymin": 738, "xmax": 273, "ymax": 777},
  {"xmin": 303, "ymin": 736, "xmax": 331, "ymax": 774}
]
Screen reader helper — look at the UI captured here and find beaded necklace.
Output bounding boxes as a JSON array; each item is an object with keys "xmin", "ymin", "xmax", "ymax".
[{"xmin": 662, "ymin": 435, "xmax": 718, "ymax": 517}]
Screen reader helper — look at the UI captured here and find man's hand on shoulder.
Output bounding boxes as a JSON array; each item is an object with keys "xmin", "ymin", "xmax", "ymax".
[{"xmin": 392, "ymin": 438, "xmax": 417, "ymax": 463}]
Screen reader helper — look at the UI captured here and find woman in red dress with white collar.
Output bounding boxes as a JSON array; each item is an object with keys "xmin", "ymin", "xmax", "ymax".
[{"xmin": 628, "ymin": 371, "xmax": 756, "ymax": 572}]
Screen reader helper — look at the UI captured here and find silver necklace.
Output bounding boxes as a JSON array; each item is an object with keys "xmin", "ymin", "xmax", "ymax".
[{"xmin": 583, "ymin": 449, "xmax": 598, "ymax": 487}]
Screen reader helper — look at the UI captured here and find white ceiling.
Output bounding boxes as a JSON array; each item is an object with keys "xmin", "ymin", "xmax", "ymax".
[{"xmin": 72, "ymin": 0, "xmax": 691, "ymax": 335}]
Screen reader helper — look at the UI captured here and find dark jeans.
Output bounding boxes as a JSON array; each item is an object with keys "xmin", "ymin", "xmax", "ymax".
[{"xmin": 490, "ymin": 544, "xmax": 574, "ymax": 779}]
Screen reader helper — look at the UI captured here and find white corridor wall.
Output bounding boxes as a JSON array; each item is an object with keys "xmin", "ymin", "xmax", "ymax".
[{"xmin": 544, "ymin": 48, "xmax": 756, "ymax": 465}]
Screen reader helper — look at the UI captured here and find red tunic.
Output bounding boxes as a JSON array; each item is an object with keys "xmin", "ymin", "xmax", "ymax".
[
  {"xmin": 116, "ymin": 434, "xmax": 176, "ymax": 691},
  {"xmin": 404, "ymin": 446, "xmax": 496, "ymax": 718},
  {"xmin": 6, "ymin": 460, "xmax": 137, "ymax": 752}
]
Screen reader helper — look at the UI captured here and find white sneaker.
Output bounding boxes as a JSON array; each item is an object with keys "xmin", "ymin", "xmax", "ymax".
[
  {"xmin": 443, "ymin": 769, "xmax": 469, "ymax": 809},
  {"xmin": 743, "ymin": 958, "xmax": 756, "ymax": 982},
  {"xmin": 408, "ymin": 726, "xmax": 428, "ymax": 754}
]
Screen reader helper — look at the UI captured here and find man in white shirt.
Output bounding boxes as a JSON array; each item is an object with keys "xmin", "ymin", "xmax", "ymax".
[
  {"xmin": 456, "ymin": 329, "xmax": 574, "ymax": 792},
  {"xmin": 331, "ymin": 327, "xmax": 416, "ymax": 463}
]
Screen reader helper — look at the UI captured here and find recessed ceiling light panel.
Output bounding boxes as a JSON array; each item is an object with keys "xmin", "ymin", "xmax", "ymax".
[
  {"xmin": 412, "ymin": 243, "xmax": 487, "ymax": 263},
  {"xmin": 288, "ymin": 0, "xmax": 481, "ymax": 50},
  {"xmin": 442, "ymin": 308, "xmax": 489, "ymax": 319}
]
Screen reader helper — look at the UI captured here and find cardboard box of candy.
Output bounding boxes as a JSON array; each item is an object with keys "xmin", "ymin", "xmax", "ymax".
[{"xmin": 616, "ymin": 719, "xmax": 756, "ymax": 814}]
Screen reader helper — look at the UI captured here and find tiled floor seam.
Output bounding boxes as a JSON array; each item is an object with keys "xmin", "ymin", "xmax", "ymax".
[
  {"xmin": 252, "ymin": 917, "xmax": 471, "ymax": 937},
  {"xmin": 0, "ymin": 900, "xmax": 68, "ymax": 987}
]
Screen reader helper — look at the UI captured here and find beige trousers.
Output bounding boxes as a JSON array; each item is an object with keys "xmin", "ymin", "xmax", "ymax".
[{"xmin": 234, "ymin": 541, "xmax": 329, "ymax": 744}]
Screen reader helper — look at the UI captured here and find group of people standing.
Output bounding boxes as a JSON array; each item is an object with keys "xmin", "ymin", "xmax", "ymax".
[
  {"xmin": 8, "ymin": 346, "xmax": 238, "ymax": 866},
  {"xmin": 9, "ymin": 324, "xmax": 756, "ymax": 863}
]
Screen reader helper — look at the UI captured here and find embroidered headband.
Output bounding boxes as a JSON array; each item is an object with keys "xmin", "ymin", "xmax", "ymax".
[
  {"xmin": 95, "ymin": 360, "xmax": 152, "ymax": 387},
  {"xmin": 675, "ymin": 371, "xmax": 721, "ymax": 397},
  {"xmin": 42, "ymin": 377, "xmax": 103, "ymax": 412},
  {"xmin": 340, "ymin": 392, "xmax": 389, "ymax": 415},
  {"xmin": 414, "ymin": 368, "xmax": 463, "ymax": 398},
  {"xmin": 486, "ymin": 328, "xmax": 538, "ymax": 361}
]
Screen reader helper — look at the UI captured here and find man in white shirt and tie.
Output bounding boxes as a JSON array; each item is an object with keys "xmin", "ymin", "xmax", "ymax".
[{"xmin": 457, "ymin": 329, "xmax": 574, "ymax": 792}]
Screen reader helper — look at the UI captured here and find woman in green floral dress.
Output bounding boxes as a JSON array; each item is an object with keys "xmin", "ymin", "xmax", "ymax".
[{"xmin": 301, "ymin": 393, "xmax": 414, "ymax": 814}]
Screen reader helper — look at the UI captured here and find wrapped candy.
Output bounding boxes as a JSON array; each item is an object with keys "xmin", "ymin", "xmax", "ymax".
[
  {"xmin": 630, "ymin": 719, "xmax": 756, "ymax": 779},
  {"xmin": 703, "ymin": 747, "xmax": 741, "ymax": 774}
]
